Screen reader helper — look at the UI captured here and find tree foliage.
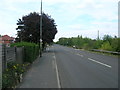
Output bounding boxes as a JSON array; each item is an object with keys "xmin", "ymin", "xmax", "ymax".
[
  {"xmin": 56, "ymin": 35, "xmax": 120, "ymax": 52},
  {"xmin": 16, "ymin": 12, "xmax": 57, "ymax": 48}
]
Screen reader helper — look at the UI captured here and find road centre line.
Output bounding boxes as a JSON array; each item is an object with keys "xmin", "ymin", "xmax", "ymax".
[
  {"xmin": 63, "ymin": 49, "xmax": 110, "ymax": 68},
  {"xmin": 76, "ymin": 54, "xmax": 83, "ymax": 57},
  {"xmin": 88, "ymin": 58, "xmax": 112, "ymax": 68}
]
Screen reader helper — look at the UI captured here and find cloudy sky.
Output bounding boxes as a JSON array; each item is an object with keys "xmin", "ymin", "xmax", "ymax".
[{"xmin": 0, "ymin": 0, "xmax": 119, "ymax": 41}]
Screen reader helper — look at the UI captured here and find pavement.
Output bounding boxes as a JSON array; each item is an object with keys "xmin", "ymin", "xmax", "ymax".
[
  {"xmin": 18, "ymin": 47, "xmax": 59, "ymax": 88},
  {"xmin": 18, "ymin": 44, "xmax": 118, "ymax": 88}
]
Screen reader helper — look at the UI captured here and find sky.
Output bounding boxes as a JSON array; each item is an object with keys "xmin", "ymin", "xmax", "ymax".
[{"xmin": 0, "ymin": 0, "xmax": 119, "ymax": 41}]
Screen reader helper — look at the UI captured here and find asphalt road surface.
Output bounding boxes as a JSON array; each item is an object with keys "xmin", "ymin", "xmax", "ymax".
[
  {"xmin": 19, "ymin": 44, "xmax": 118, "ymax": 88},
  {"xmin": 51, "ymin": 44, "xmax": 118, "ymax": 88}
]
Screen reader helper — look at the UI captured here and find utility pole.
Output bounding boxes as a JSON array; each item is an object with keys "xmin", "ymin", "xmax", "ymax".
[
  {"xmin": 40, "ymin": 0, "xmax": 42, "ymax": 57},
  {"xmin": 98, "ymin": 30, "xmax": 99, "ymax": 40}
]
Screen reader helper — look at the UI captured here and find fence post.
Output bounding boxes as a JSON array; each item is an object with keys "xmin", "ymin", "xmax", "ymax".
[
  {"xmin": 2, "ymin": 44, "xmax": 7, "ymax": 71},
  {"xmin": 15, "ymin": 46, "xmax": 17, "ymax": 63},
  {"xmin": 22, "ymin": 46, "xmax": 24, "ymax": 63},
  {"xmin": 16, "ymin": 47, "xmax": 24, "ymax": 64},
  {"xmin": 0, "ymin": 43, "xmax": 2, "ymax": 89}
]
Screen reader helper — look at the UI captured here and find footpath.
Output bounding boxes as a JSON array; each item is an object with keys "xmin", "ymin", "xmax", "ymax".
[{"xmin": 17, "ymin": 46, "xmax": 59, "ymax": 88}]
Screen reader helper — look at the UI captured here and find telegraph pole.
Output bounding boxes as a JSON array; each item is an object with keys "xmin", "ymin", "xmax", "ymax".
[
  {"xmin": 40, "ymin": 0, "xmax": 42, "ymax": 57},
  {"xmin": 98, "ymin": 30, "xmax": 99, "ymax": 40}
]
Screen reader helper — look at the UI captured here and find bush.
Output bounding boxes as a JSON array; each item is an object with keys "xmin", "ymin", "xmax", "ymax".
[
  {"xmin": 57, "ymin": 36, "xmax": 120, "ymax": 52},
  {"xmin": 2, "ymin": 62, "xmax": 30, "ymax": 88},
  {"xmin": 101, "ymin": 41, "xmax": 113, "ymax": 51},
  {"xmin": 11, "ymin": 42, "xmax": 39, "ymax": 63}
]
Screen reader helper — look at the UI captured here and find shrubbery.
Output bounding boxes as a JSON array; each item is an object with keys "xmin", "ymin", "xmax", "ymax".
[
  {"xmin": 2, "ymin": 42, "xmax": 39, "ymax": 88},
  {"xmin": 101, "ymin": 41, "xmax": 113, "ymax": 51},
  {"xmin": 2, "ymin": 62, "xmax": 30, "ymax": 88},
  {"xmin": 56, "ymin": 35, "xmax": 120, "ymax": 52},
  {"xmin": 11, "ymin": 42, "xmax": 39, "ymax": 63}
]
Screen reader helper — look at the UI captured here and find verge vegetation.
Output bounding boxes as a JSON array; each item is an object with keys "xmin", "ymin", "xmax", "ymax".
[{"xmin": 56, "ymin": 35, "xmax": 120, "ymax": 54}]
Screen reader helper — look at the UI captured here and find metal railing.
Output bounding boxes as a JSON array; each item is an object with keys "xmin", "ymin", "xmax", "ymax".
[{"xmin": 91, "ymin": 49, "xmax": 120, "ymax": 55}]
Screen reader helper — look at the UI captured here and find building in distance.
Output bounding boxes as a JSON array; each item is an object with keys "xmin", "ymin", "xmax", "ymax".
[{"xmin": 0, "ymin": 35, "xmax": 15, "ymax": 46}]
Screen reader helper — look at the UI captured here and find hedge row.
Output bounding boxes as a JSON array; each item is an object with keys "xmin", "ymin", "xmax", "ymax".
[{"xmin": 11, "ymin": 42, "xmax": 39, "ymax": 63}]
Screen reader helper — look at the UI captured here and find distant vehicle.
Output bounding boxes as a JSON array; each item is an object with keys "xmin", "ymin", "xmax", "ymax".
[{"xmin": 73, "ymin": 45, "xmax": 76, "ymax": 48}]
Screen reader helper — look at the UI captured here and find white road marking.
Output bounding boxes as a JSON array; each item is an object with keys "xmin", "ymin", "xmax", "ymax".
[
  {"xmin": 88, "ymin": 58, "xmax": 112, "ymax": 68},
  {"xmin": 53, "ymin": 53, "xmax": 61, "ymax": 88},
  {"xmin": 77, "ymin": 54, "xmax": 83, "ymax": 57},
  {"xmin": 80, "ymin": 55, "xmax": 83, "ymax": 57}
]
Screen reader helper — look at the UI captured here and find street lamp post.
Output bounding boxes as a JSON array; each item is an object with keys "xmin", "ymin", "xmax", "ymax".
[{"xmin": 40, "ymin": 0, "xmax": 42, "ymax": 57}]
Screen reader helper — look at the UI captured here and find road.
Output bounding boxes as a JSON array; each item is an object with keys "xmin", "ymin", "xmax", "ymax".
[
  {"xmin": 51, "ymin": 44, "xmax": 118, "ymax": 88},
  {"xmin": 19, "ymin": 44, "xmax": 118, "ymax": 88}
]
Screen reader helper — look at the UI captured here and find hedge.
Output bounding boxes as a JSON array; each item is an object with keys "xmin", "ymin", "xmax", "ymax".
[{"xmin": 11, "ymin": 42, "xmax": 39, "ymax": 63}]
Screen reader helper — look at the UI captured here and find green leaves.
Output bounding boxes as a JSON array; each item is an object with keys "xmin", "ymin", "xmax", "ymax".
[
  {"xmin": 2, "ymin": 62, "xmax": 29, "ymax": 88},
  {"xmin": 101, "ymin": 41, "xmax": 113, "ymax": 51},
  {"xmin": 16, "ymin": 12, "xmax": 57, "ymax": 45},
  {"xmin": 11, "ymin": 42, "xmax": 39, "ymax": 63},
  {"xmin": 57, "ymin": 35, "xmax": 120, "ymax": 52}
]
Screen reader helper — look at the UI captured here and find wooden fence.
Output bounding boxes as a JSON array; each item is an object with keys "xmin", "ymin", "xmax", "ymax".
[
  {"xmin": 0, "ymin": 44, "xmax": 2, "ymax": 89},
  {"xmin": 2, "ymin": 44, "xmax": 24, "ymax": 71}
]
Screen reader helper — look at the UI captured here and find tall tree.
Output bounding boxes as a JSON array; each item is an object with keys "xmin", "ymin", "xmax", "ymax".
[{"xmin": 16, "ymin": 12, "xmax": 57, "ymax": 49}]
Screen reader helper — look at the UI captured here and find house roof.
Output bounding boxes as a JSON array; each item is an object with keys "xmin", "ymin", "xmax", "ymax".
[{"xmin": 1, "ymin": 35, "xmax": 14, "ymax": 40}]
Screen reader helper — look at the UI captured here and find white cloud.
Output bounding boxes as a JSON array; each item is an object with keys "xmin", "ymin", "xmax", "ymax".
[
  {"xmin": 0, "ymin": 0, "xmax": 118, "ymax": 41},
  {"xmin": 0, "ymin": 22, "xmax": 17, "ymax": 37}
]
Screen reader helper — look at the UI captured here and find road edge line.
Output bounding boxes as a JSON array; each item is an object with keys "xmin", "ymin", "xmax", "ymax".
[{"xmin": 53, "ymin": 52, "xmax": 61, "ymax": 88}]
